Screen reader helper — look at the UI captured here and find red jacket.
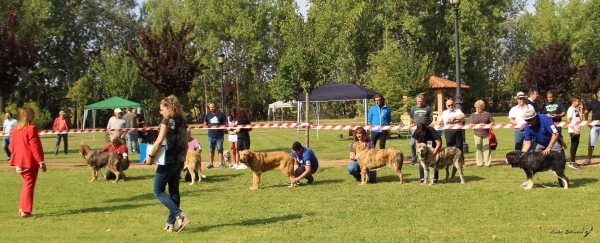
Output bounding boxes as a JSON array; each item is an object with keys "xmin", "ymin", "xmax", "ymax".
[
  {"xmin": 10, "ymin": 125, "xmax": 45, "ymax": 169},
  {"xmin": 53, "ymin": 117, "xmax": 72, "ymax": 131}
]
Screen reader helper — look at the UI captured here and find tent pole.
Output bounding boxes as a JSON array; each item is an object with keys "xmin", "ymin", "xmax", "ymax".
[
  {"xmin": 316, "ymin": 102, "xmax": 320, "ymax": 140},
  {"xmin": 364, "ymin": 99, "xmax": 368, "ymax": 126}
]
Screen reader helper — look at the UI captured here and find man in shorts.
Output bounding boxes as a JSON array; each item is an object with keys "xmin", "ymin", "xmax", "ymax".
[{"xmin": 203, "ymin": 102, "xmax": 227, "ymax": 168}]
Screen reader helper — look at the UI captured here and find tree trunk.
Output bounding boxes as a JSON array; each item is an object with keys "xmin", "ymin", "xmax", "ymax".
[
  {"xmin": 305, "ymin": 92, "xmax": 310, "ymax": 147},
  {"xmin": 236, "ymin": 75, "xmax": 240, "ymax": 109},
  {"xmin": 203, "ymin": 74, "xmax": 208, "ymax": 115}
]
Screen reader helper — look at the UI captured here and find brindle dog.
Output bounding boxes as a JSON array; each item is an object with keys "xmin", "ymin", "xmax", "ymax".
[
  {"xmin": 79, "ymin": 145, "xmax": 125, "ymax": 183},
  {"xmin": 416, "ymin": 143, "xmax": 465, "ymax": 185}
]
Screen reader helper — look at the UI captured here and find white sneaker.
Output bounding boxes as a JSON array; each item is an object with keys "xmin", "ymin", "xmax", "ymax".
[
  {"xmin": 230, "ymin": 164, "xmax": 239, "ymax": 169},
  {"xmin": 520, "ymin": 181, "xmax": 528, "ymax": 187},
  {"xmin": 236, "ymin": 164, "xmax": 248, "ymax": 170},
  {"xmin": 583, "ymin": 159, "xmax": 592, "ymax": 165}
]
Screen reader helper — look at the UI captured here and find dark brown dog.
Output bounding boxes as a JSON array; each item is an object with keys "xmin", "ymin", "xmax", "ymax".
[
  {"xmin": 238, "ymin": 150, "xmax": 295, "ymax": 190},
  {"xmin": 353, "ymin": 142, "xmax": 404, "ymax": 185},
  {"xmin": 79, "ymin": 145, "xmax": 125, "ymax": 183},
  {"xmin": 416, "ymin": 143, "xmax": 465, "ymax": 185}
]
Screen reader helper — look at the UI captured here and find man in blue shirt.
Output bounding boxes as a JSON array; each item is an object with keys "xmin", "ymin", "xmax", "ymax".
[
  {"xmin": 521, "ymin": 109, "xmax": 566, "ymax": 187},
  {"xmin": 203, "ymin": 102, "xmax": 227, "ymax": 168},
  {"xmin": 289, "ymin": 141, "xmax": 319, "ymax": 185},
  {"xmin": 3, "ymin": 112, "xmax": 17, "ymax": 160},
  {"xmin": 368, "ymin": 94, "xmax": 392, "ymax": 149}
]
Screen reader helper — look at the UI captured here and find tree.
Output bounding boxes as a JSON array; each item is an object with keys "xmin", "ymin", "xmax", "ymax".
[
  {"xmin": 0, "ymin": 8, "xmax": 38, "ymax": 113},
  {"xmin": 524, "ymin": 41, "xmax": 578, "ymax": 94},
  {"xmin": 128, "ymin": 22, "xmax": 209, "ymax": 97},
  {"xmin": 576, "ymin": 61, "xmax": 600, "ymax": 94}
]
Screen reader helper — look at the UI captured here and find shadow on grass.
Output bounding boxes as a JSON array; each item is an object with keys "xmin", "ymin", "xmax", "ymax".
[
  {"xmin": 568, "ymin": 177, "xmax": 598, "ymax": 188},
  {"xmin": 190, "ymin": 212, "xmax": 313, "ymax": 232},
  {"xmin": 48, "ymin": 202, "xmax": 155, "ymax": 216},
  {"xmin": 123, "ymin": 174, "xmax": 155, "ymax": 181},
  {"xmin": 199, "ymin": 173, "xmax": 244, "ymax": 183}
]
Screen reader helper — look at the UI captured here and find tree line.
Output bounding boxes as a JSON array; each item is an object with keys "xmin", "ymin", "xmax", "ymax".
[{"xmin": 2, "ymin": 0, "xmax": 600, "ymax": 129}]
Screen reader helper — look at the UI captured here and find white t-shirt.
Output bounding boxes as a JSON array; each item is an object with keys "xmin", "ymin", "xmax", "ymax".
[
  {"xmin": 508, "ymin": 104, "xmax": 533, "ymax": 127},
  {"xmin": 566, "ymin": 106, "xmax": 581, "ymax": 133},
  {"xmin": 442, "ymin": 109, "xmax": 464, "ymax": 126}
]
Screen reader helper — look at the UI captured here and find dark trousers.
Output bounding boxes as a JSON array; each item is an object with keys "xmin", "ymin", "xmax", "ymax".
[
  {"xmin": 294, "ymin": 165, "xmax": 316, "ymax": 181},
  {"xmin": 54, "ymin": 134, "xmax": 68, "ymax": 155},
  {"xmin": 569, "ymin": 133, "xmax": 580, "ymax": 163},
  {"xmin": 445, "ymin": 129, "xmax": 464, "ymax": 161},
  {"xmin": 371, "ymin": 130, "xmax": 388, "ymax": 149}
]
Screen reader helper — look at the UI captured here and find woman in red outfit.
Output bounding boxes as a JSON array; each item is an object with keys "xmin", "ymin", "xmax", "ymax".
[{"xmin": 9, "ymin": 107, "xmax": 46, "ymax": 218}]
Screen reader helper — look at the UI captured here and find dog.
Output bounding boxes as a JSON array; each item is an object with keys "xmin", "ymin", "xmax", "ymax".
[
  {"xmin": 182, "ymin": 149, "xmax": 206, "ymax": 185},
  {"xmin": 415, "ymin": 143, "xmax": 465, "ymax": 185},
  {"xmin": 223, "ymin": 150, "xmax": 232, "ymax": 168},
  {"xmin": 505, "ymin": 151, "xmax": 569, "ymax": 190},
  {"xmin": 78, "ymin": 145, "xmax": 125, "ymax": 183},
  {"xmin": 238, "ymin": 150, "xmax": 295, "ymax": 190},
  {"xmin": 353, "ymin": 142, "xmax": 404, "ymax": 185}
]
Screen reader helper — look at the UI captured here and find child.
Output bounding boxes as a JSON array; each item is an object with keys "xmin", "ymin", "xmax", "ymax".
[{"xmin": 566, "ymin": 95, "xmax": 582, "ymax": 169}]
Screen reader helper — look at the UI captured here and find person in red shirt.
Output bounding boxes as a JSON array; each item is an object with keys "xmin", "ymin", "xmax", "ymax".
[
  {"xmin": 52, "ymin": 111, "xmax": 72, "ymax": 155},
  {"xmin": 99, "ymin": 133, "xmax": 130, "ymax": 180},
  {"xmin": 10, "ymin": 107, "xmax": 47, "ymax": 218}
]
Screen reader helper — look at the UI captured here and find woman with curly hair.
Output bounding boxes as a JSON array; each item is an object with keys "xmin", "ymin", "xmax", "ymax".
[
  {"xmin": 144, "ymin": 95, "xmax": 189, "ymax": 233},
  {"xmin": 347, "ymin": 127, "xmax": 377, "ymax": 183}
]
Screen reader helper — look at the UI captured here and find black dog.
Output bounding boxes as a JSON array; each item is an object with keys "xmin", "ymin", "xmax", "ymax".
[{"xmin": 505, "ymin": 151, "xmax": 569, "ymax": 189}]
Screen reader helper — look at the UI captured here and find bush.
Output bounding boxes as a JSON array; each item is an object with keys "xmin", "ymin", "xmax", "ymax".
[{"xmin": 5, "ymin": 101, "xmax": 53, "ymax": 129}]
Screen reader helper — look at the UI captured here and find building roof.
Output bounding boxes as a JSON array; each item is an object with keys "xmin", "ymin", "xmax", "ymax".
[{"xmin": 429, "ymin": 75, "xmax": 470, "ymax": 89}]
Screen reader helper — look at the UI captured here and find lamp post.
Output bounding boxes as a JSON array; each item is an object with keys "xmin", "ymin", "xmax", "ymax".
[
  {"xmin": 451, "ymin": 0, "xmax": 462, "ymax": 111},
  {"xmin": 217, "ymin": 52, "xmax": 225, "ymax": 111},
  {"xmin": 450, "ymin": 0, "xmax": 468, "ymax": 154}
]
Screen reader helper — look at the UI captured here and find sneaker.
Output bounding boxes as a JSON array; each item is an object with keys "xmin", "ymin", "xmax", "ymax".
[
  {"xmin": 307, "ymin": 178, "xmax": 314, "ymax": 185},
  {"xmin": 520, "ymin": 181, "xmax": 528, "ymax": 187},
  {"xmin": 207, "ymin": 164, "xmax": 214, "ymax": 169},
  {"xmin": 419, "ymin": 179, "xmax": 424, "ymax": 184},
  {"xmin": 230, "ymin": 164, "xmax": 239, "ymax": 169},
  {"xmin": 582, "ymin": 159, "xmax": 592, "ymax": 165},
  {"xmin": 284, "ymin": 181, "xmax": 292, "ymax": 186},
  {"xmin": 411, "ymin": 159, "xmax": 417, "ymax": 166},
  {"xmin": 176, "ymin": 213, "xmax": 190, "ymax": 233},
  {"xmin": 163, "ymin": 225, "xmax": 173, "ymax": 233},
  {"xmin": 568, "ymin": 162, "xmax": 581, "ymax": 170},
  {"xmin": 236, "ymin": 164, "xmax": 248, "ymax": 170},
  {"xmin": 219, "ymin": 163, "xmax": 226, "ymax": 169}
]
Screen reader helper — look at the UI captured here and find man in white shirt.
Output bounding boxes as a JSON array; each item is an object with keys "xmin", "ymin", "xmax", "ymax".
[
  {"xmin": 442, "ymin": 99, "xmax": 465, "ymax": 161},
  {"xmin": 3, "ymin": 112, "xmax": 17, "ymax": 160},
  {"xmin": 508, "ymin": 92, "xmax": 534, "ymax": 151}
]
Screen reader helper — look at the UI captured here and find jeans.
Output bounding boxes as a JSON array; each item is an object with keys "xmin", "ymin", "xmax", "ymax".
[
  {"xmin": 514, "ymin": 128, "xmax": 525, "ymax": 151},
  {"xmin": 54, "ymin": 134, "xmax": 68, "ymax": 155},
  {"xmin": 207, "ymin": 137, "xmax": 224, "ymax": 152},
  {"xmin": 410, "ymin": 137, "xmax": 417, "ymax": 161},
  {"xmin": 127, "ymin": 132, "xmax": 140, "ymax": 153},
  {"xmin": 294, "ymin": 165, "xmax": 316, "ymax": 181},
  {"xmin": 154, "ymin": 162, "xmax": 184, "ymax": 225},
  {"xmin": 3, "ymin": 136, "xmax": 10, "ymax": 158},
  {"xmin": 590, "ymin": 126, "xmax": 600, "ymax": 147},
  {"xmin": 347, "ymin": 160, "xmax": 377, "ymax": 183},
  {"xmin": 419, "ymin": 164, "xmax": 439, "ymax": 181},
  {"xmin": 370, "ymin": 130, "xmax": 388, "ymax": 149},
  {"xmin": 105, "ymin": 162, "xmax": 130, "ymax": 180}
]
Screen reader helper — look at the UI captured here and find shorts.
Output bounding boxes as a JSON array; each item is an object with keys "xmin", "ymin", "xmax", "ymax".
[
  {"xmin": 207, "ymin": 137, "xmax": 224, "ymax": 153},
  {"xmin": 228, "ymin": 134, "xmax": 238, "ymax": 142},
  {"xmin": 238, "ymin": 138, "xmax": 250, "ymax": 151},
  {"xmin": 590, "ymin": 126, "xmax": 600, "ymax": 147}
]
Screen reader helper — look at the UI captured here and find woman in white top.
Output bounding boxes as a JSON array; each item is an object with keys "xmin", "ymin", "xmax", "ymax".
[
  {"xmin": 227, "ymin": 108, "xmax": 240, "ymax": 168},
  {"xmin": 566, "ymin": 95, "xmax": 582, "ymax": 169}
]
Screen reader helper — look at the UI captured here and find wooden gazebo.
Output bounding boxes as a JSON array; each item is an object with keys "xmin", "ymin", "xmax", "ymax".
[{"xmin": 429, "ymin": 75, "xmax": 470, "ymax": 120}]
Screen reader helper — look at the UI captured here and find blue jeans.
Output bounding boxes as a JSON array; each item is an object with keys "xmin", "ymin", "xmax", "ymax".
[
  {"xmin": 347, "ymin": 160, "xmax": 377, "ymax": 183},
  {"xmin": 55, "ymin": 134, "xmax": 68, "ymax": 155},
  {"xmin": 590, "ymin": 126, "xmax": 600, "ymax": 147},
  {"xmin": 127, "ymin": 132, "xmax": 140, "ymax": 153},
  {"xmin": 410, "ymin": 137, "xmax": 417, "ymax": 161},
  {"xmin": 3, "ymin": 136, "xmax": 10, "ymax": 158},
  {"xmin": 105, "ymin": 162, "xmax": 130, "ymax": 180},
  {"xmin": 154, "ymin": 162, "xmax": 184, "ymax": 225},
  {"xmin": 514, "ymin": 128, "xmax": 525, "ymax": 151},
  {"xmin": 207, "ymin": 137, "xmax": 224, "ymax": 152}
]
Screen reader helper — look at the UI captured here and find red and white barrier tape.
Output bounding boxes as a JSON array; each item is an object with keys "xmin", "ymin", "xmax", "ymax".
[{"xmin": 2, "ymin": 120, "xmax": 600, "ymax": 136}]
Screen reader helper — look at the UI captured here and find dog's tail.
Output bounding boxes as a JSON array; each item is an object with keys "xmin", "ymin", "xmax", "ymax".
[{"xmin": 558, "ymin": 137, "xmax": 568, "ymax": 149}]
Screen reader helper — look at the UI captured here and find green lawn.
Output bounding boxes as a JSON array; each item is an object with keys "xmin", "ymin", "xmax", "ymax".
[{"xmin": 1, "ymin": 117, "xmax": 599, "ymax": 242}]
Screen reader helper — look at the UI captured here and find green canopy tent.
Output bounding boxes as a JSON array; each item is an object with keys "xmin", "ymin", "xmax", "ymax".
[{"xmin": 83, "ymin": 97, "xmax": 145, "ymax": 140}]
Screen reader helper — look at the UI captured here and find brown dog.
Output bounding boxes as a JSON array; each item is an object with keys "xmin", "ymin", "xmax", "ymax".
[
  {"xmin": 353, "ymin": 143, "xmax": 404, "ymax": 185},
  {"xmin": 416, "ymin": 143, "xmax": 465, "ymax": 185},
  {"xmin": 182, "ymin": 149, "xmax": 206, "ymax": 185},
  {"xmin": 238, "ymin": 150, "xmax": 295, "ymax": 190},
  {"xmin": 223, "ymin": 150, "xmax": 232, "ymax": 168},
  {"xmin": 78, "ymin": 145, "xmax": 125, "ymax": 183}
]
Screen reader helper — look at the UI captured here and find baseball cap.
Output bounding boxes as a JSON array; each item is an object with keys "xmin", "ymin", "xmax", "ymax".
[
  {"xmin": 523, "ymin": 109, "xmax": 537, "ymax": 120},
  {"xmin": 114, "ymin": 108, "xmax": 123, "ymax": 113}
]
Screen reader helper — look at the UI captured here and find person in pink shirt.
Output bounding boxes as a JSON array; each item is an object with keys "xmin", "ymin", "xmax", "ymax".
[{"xmin": 52, "ymin": 111, "xmax": 72, "ymax": 155}]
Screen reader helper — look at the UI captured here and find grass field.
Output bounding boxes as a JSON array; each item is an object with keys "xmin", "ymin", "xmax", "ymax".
[{"xmin": 1, "ymin": 117, "xmax": 599, "ymax": 242}]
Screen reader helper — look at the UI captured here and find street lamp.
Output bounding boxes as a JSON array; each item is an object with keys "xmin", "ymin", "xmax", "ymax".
[
  {"xmin": 217, "ymin": 51, "xmax": 225, "ymax": 111},
  {"xmin": 451, "ymin": 0, "xmax": 462, "ymax": 112},
  {"xmin": 450, "ymin": 0, "xmax": 469, "ymax": 154}
]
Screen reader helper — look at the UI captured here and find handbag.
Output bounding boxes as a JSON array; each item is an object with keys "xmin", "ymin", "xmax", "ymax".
[{"xmin": 489, "ymin": 128, "xmax": 498, "ymax": 150}]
